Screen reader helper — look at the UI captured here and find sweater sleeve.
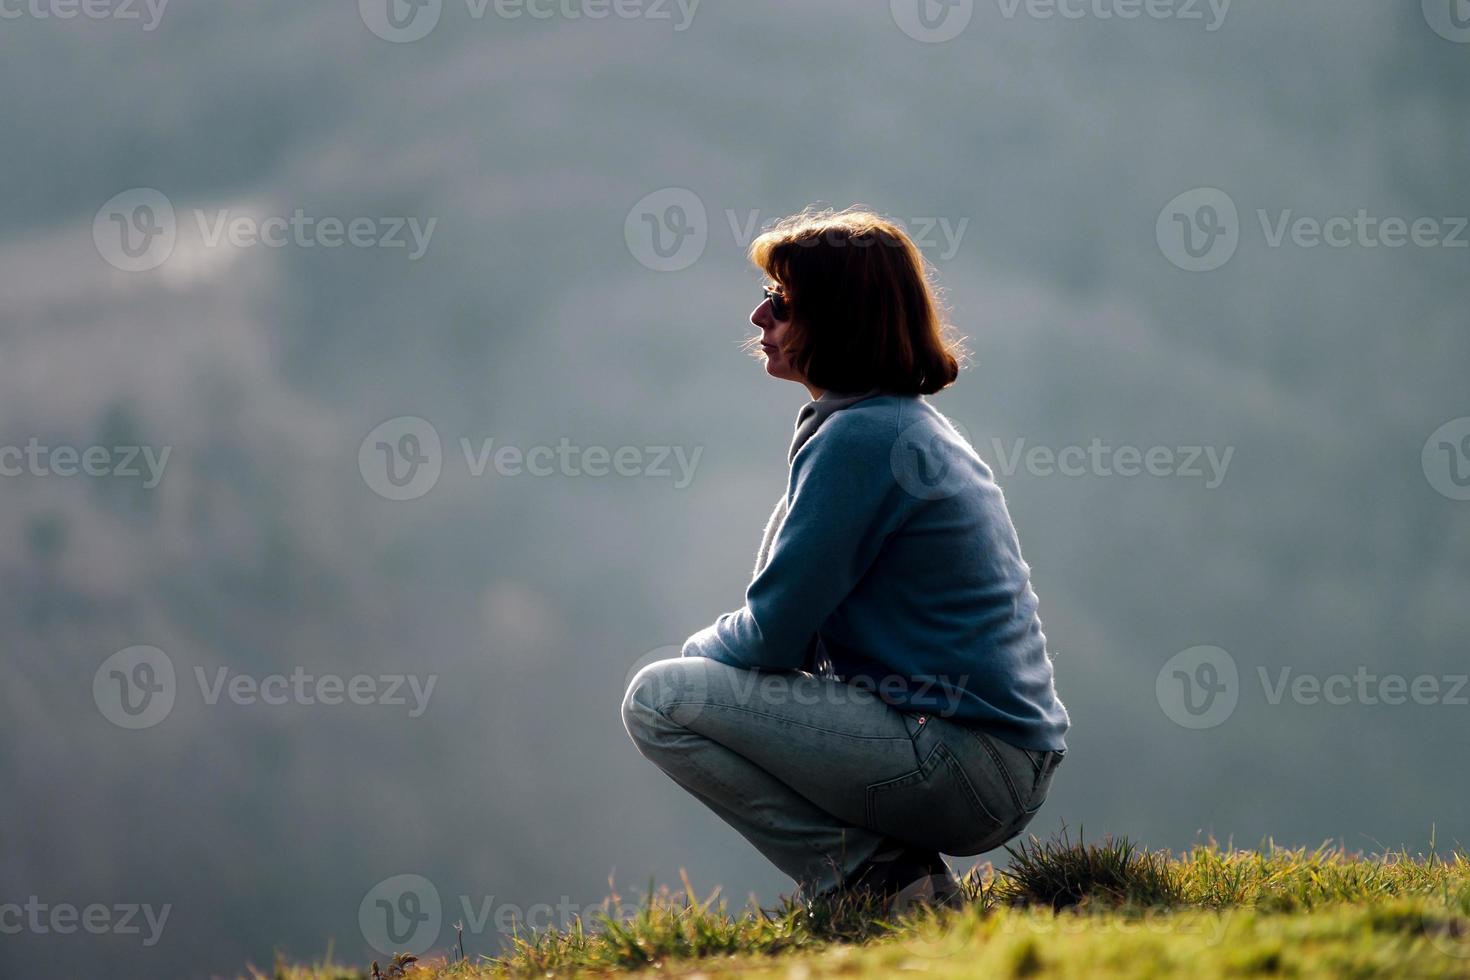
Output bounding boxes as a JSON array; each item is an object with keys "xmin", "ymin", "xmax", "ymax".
[{"xmin": 681, "ymin": 415, "xmax": 907, "ymax": 670}]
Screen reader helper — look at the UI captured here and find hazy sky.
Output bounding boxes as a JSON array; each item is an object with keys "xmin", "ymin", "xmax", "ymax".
[{"xmin": 3, "ymin": 2, "xmax": 1468, "ymax": 976}]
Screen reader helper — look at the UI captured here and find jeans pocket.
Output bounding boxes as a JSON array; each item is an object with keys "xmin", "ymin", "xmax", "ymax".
[
  {"xmin": 864, "ymin": 720, "xmax": 1009, "ymax": 856},
  {"xmin": 1005, "ymin": 748, "xmax": 1059, "ymax": 844},
  {"xmin": 1028, "ymin": 756, "xmax": 1058, "ymax": 810}
]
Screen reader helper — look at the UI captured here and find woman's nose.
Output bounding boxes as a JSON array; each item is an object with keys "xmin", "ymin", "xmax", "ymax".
[{"xmin": 751, "ymin": 300, "xmax": 773, "ymax": 329}]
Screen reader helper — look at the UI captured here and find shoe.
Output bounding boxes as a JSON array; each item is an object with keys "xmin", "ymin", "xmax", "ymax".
[
  {"xmin": 815, "ymin": 846, "xmax": 963, "ymax": 915},
  {"xmin": 889, "ymin": 868, "xmax": 965, "ymax": 913}
]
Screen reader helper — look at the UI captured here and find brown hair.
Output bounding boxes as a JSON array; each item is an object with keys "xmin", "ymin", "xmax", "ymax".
[{"xmin": 749, "ymin": 207, "xmax": 964, "ymax": 395}]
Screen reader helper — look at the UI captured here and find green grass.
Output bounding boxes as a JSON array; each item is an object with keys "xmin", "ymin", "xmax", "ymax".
[{"xmin": 251, "ymin": 833, "xmax": 1470, "ymax": 979}]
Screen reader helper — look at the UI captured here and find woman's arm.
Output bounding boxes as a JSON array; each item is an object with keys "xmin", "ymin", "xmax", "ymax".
[{"xmin": 681, "ymin": 414, "xmax": 909, "ymax": 670}]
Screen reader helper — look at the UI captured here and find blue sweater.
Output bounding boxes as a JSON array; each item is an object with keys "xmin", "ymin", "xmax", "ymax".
[{"xmin": 682, "ymin": 391, "xmax": 1069, "ymax": 752}]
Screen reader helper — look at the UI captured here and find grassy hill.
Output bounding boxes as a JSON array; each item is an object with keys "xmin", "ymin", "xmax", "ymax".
[{"xmin": 252, "ymin": 834, "xmax": 1470, "ymax": 979}]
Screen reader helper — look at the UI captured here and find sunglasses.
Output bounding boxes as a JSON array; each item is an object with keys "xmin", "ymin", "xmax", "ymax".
[{"xmin": 763, "ymin": 285, "xmax": 790, "ymax": 321}]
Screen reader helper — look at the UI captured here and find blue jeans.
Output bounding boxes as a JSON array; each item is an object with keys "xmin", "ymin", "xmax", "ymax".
[{"xmin": 621, "ymin": 657, "xmax": 1062, "ymax": 895}]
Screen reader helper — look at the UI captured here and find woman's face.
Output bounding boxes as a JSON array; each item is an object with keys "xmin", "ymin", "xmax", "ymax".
[{"xmin": 751, "ymin": 286, "xmax": 801, "ymax": 385}]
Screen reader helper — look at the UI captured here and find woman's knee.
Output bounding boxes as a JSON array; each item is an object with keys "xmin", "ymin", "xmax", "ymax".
[{"xmin": 621, "ymin": 656, "xmax": 717, "ymax": 743}]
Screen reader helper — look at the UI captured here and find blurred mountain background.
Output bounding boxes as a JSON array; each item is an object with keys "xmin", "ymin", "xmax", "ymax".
[{"xmin": 1, "ymin": 2, "xmax": 1467, "ymax": 976}]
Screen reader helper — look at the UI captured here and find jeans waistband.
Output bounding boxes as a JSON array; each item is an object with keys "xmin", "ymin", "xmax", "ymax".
[{"xmin": 956, "ymin": 722, "xmax": 1065, "ymax": 773}]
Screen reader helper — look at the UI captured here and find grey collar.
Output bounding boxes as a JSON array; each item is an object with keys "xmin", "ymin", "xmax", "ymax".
[{"xmin": 787, "ymin": 389, "xmax": 883, "ymax": 464}]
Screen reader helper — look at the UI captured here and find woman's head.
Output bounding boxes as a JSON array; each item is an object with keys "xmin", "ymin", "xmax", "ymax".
[{"xmin": 748, "ymin": 207, "xmax": 964, "ymax": 396}]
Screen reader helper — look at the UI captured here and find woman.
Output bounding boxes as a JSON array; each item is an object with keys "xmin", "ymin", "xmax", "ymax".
[{"xmin": 622, "ymin": 208, "xmax": 1069, "ymax": 911}]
